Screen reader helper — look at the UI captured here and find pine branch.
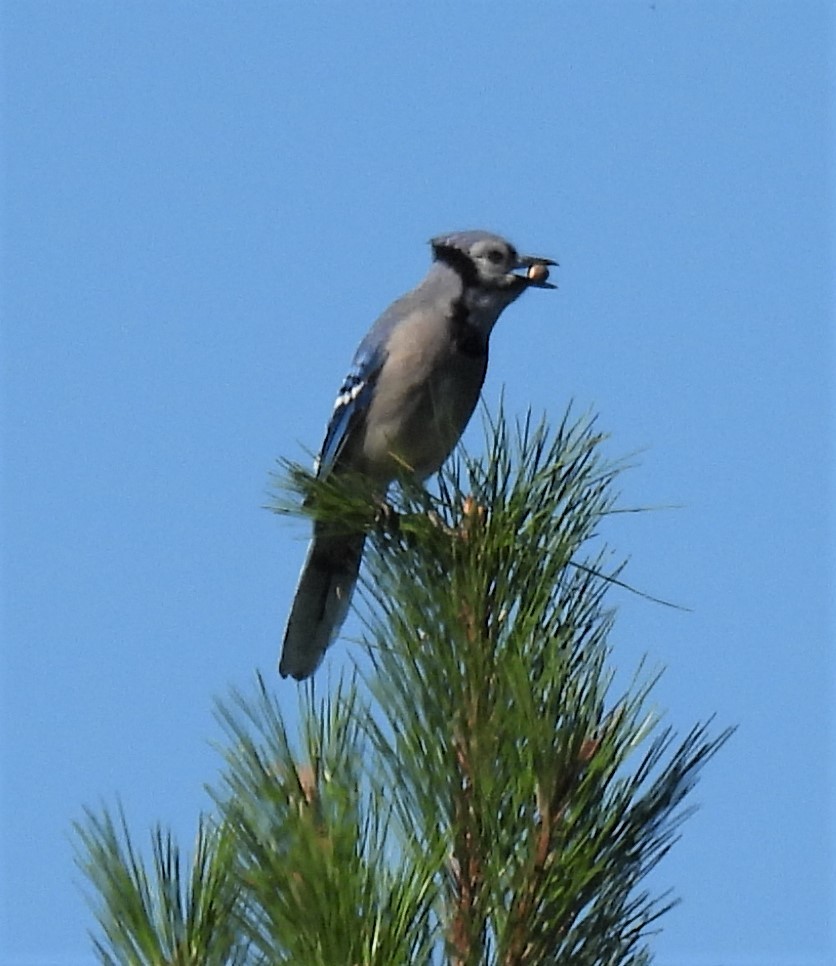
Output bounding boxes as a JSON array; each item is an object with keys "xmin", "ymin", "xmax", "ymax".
[
  {"xmin": 359, "ymin": 406, "xmax": 733, "ymax": 964},
  {"xmin": 74, "ymin": 807, "xmax": 246, "ymax": 965},
  {"xmin": 210, "ymin": 675, "xmax": 440, "ymax": 964},
  {"xmin": 78, "ymin": 404, "xmax": 733, "ymax": 965}
]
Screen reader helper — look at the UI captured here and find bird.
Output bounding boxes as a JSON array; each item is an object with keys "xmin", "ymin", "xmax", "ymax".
[{"xmin": 279, "ymin": 230, "xmax": 556, "ymax": 680}]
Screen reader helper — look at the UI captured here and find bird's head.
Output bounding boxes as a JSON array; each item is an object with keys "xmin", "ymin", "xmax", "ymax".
[{"xmin": 430, "ymin": 230, "xmax": 557, "ymax": 293}]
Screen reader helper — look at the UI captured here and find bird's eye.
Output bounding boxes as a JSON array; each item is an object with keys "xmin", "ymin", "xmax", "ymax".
[{"xmin": 486, "ymin": 249, "xmax": 505, "ymax": 265}]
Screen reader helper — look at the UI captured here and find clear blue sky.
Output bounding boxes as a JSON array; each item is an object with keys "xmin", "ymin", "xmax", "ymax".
[{"xmin": 2, "ymin": 3, "xmax": 832, "ymax": 963}]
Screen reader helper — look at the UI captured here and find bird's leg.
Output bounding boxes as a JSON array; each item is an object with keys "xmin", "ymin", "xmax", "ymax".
[{"xmin": 372, "ymin": 495, "xmax": 400, "ymax": 535}]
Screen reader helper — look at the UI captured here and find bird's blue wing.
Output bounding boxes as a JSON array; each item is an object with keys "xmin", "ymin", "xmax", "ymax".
[
  {"xmin": 315, "ymin": 299, "xmax": 411, "ymax": 477},
  {"xmin": 315, "ymin": 339, "xmax": 386, "ymax": 477}
]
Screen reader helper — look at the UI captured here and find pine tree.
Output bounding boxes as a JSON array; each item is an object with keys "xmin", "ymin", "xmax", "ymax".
[{"xmin": 76, "ymin": 408, "xmax": 732, "ymax": 965}]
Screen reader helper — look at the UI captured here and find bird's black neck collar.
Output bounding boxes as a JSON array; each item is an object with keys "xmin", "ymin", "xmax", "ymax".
[{"xmin": 432, "ymin": 243, "xmax": 479, "ymax": 287}]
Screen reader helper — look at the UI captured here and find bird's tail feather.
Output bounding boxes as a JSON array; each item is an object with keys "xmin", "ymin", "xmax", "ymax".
[{"xmin": 279, "ymin": 530, "xmax": 365, "ymax": 680}]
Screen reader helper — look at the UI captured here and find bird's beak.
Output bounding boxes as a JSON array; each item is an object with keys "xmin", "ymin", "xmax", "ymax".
[{"xmin": 515, "ymin": 254, "xmax": 558, "ymax": 289}]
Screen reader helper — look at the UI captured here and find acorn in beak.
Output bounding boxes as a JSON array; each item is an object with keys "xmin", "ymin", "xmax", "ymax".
[{"xmin": 515, "ymin": 254, "xmax": 557, "ymax": 289}]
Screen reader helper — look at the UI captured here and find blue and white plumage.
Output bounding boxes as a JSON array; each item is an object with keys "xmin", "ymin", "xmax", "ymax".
[{"xmin": 279, "ymin": 230, "xmax": 556, "ymax": 680}]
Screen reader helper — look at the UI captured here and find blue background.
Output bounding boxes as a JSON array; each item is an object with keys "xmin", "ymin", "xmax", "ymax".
[{"xmin": 2, "ymin": 3, "xmax": 833, "ymax": 963}]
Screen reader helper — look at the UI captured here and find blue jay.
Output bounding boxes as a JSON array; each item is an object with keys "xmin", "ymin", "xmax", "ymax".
[{"xmin": 280, "ymin": 230, "xmax": 556, "ymax": 680}]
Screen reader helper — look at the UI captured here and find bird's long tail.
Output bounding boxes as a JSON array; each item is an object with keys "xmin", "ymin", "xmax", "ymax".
[{"xmin": 279, "ymin": 528, "xmax": 365, "ymax": 680}]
